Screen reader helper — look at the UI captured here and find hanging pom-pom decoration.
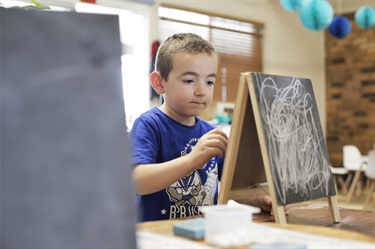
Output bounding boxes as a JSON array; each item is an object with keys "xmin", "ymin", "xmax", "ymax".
[
  {"xmin": 299, "ymin": 0, "xmax": 334, "ymax": 31},
  {"xmin": 280, "ymin": 0, "xmax": 311, "ymax": 12},
  {"xmin": 354, "ymin": 6, "xmax": 375, "ymax": 29},
  {"xmin": 328, "ymin": 16, "xmax": 352, "ymax": 39}
]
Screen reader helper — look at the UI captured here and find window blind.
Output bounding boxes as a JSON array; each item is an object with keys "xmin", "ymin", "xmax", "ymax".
[{"xmin": 158, "ymin": 6, "xmax": 263, "ymax": 118}]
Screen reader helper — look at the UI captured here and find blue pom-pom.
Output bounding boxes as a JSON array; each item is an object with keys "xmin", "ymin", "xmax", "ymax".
[
  {"xmin": 328, "ymin": 16, "xmax": 352, "ymax": 39},
  {"xmin": 354, "ymin": 6, "xmax": 375, "ymax": 29},
  {"xmin": 299, "ymin": 0, "xmax": 334, "ymax": 31},
  {"xmin": 280, "ymin": 0, "xmax": 311, "ymax": 12}
]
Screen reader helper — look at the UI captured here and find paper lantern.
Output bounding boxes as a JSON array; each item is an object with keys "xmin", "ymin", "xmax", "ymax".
[
  {"xmin": 354, "ymin": 6, "xmax": 375, "ymax": 29},
  {"xmin": 328, "ymin": 16, "xmax": 351, "ymax": 39},
  {"xmin": 280, "ymin": 0, "xmax": 311, "ymax": 12},
  {"xmin": 299, "ymin": 0, "xmax": 334, "ymax": 31}
]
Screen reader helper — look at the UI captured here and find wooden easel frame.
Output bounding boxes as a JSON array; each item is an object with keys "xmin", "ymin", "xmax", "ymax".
[{"xmin": 219, "ymin": 72, "xmax": 341, "ymax": 224}]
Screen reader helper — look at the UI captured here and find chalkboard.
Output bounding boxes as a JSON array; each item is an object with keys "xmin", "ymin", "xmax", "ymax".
[
  {"xmin": 0, "ymin": 8, "xmax": 137, "ymax": 247},
  {"xmin": 252, "ymin": 72, "xmax": 337, "ymax": 204},
  {"xmin": 219, "ymin": 72, "xmax": 340, "ymax": 224}
]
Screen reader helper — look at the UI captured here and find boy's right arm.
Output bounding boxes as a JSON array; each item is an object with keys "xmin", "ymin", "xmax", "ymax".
[
  {"xmin": 133, "ymin": 156, "xmax": 196, "ymax": 195},
  {"xmin": 133, "ymin": 129, "xmax": 228, "ymax": 195}
]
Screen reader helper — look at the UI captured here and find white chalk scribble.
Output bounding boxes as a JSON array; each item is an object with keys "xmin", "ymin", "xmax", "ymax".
[{"xmin": 256, "ymin": 76, "xmax": 332, "ymax": 204}]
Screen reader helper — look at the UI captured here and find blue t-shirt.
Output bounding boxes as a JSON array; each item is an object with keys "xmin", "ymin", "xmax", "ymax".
[{"xmin": 130, "ymin": 107, "xmax": 224, "ymax": 222}]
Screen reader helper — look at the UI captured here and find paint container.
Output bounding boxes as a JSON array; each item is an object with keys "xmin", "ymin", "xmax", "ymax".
[{"xmin": 200, "ymin": 203, "xmax": 260, "ymax": 247}]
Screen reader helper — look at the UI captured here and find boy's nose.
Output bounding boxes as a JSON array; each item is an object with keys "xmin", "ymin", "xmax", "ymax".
[{"xmin": 195, "ymin": 82, "xmax": 206, "ymax": 96}]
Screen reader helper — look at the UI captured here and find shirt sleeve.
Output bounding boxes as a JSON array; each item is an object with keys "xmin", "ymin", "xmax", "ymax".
[{"xmin": 129, "ymin": 116, "xmax": 159, "ymax": 166}]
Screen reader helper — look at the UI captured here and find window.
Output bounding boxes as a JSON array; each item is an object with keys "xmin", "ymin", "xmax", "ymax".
[
  {"xmin": 158, "ymin": 6, "xmax": 263, "ymax": 120},
  {"xmin": 76, "ymin": 2, "xmax": 150, "ymax": 130}
]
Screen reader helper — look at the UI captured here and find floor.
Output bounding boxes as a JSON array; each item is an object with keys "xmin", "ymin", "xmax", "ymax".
[{"xmin": 307, "ymin": 182, "xmax": 375, "ymax": 211}]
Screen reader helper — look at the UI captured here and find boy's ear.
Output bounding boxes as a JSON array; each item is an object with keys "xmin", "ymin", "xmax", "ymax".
[{"xmin": 150, "ymin": 71, "xmax": 165, "ymax": 94}]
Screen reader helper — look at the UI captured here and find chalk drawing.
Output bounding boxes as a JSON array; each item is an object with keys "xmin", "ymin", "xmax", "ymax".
[{"xmin": 252, "ymin": 74, "xmax": 334, "ymax": 204}]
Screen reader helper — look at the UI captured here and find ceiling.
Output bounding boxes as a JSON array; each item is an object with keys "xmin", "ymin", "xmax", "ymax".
[
  {"xmin": 234, "ymin": 0, "xmax": 375, "ymax": 14},
  {"xmin": 328, "ymin": 0, "xmax": 375, "ymax": 13}
]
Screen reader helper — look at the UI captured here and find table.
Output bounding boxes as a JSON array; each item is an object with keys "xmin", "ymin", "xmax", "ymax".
[
  {"xmin": 285, "ymin": 203, "xmax": 375, "ymax": 238},
  {"xmin": 138, "ymin": 204, "xmax": 374, "ymax": 248},
  {"xmin": 250, "ymin": 203, "xmax": 375, "ymax": 238}
]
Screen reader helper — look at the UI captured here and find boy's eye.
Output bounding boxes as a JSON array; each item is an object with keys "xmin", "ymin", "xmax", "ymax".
[
  {"xmin": 183, "ymin": 80, "xmax": 194, "ymax": 84},
  {"xmin": 207, "ymin": 78, "xmax": 216, "ymax": 85}
]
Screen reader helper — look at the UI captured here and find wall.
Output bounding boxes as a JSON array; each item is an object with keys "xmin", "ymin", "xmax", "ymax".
[{"xmin": 325, "ymin": 13, "xmax": 375, "ymax": 166}]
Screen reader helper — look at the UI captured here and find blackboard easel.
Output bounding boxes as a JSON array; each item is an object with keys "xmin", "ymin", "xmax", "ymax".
[{"xmin": 219, "ymin": 72, "xmax": 341, "ymax": 224}]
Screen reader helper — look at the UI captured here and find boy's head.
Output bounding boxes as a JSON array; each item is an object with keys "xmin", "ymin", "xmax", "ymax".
[{"xmin": 155, "ymin": 33, "xmax": 219, "ymax": 81}]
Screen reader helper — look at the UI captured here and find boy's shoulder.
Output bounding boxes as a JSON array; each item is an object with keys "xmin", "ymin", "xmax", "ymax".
[
  {"xmin": 135, "ymin": 107, "xmax": 163, "ymax": 122},
  {"xmin": 132, "ymin": 107, "xmax": 173, "ymax": 132}
]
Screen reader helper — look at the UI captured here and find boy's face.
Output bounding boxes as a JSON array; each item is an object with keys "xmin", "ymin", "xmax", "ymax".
[{"xmin": 162, "ymin": 52, "xmax": 218, "ymax": 123}]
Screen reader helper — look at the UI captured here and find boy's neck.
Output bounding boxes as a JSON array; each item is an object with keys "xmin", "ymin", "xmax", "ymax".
[{"xmin": 159, "ymin": 104, "xmax": 196, "ymax": 126}]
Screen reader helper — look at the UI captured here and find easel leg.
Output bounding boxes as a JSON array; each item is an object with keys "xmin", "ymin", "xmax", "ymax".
[
  {"xmin": 327, "ymin": 195, "xmax": 341, "ymax": 223},
  {"xmin": 273, "ymin": 205, "xmax": 287, "ymax": 224}
]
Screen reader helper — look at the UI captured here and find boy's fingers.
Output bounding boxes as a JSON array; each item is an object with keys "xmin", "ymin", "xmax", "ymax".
[
  {"xmin": 212, "ymin": 136, "xmax": 227, "ymax": 155},
  {"xmin": 208, "ymin": 128, "xmax": 229, "ymax": 140},
  {"xmin": 265, "ymin": 196, "xmax": 272, "ymax": 205}
]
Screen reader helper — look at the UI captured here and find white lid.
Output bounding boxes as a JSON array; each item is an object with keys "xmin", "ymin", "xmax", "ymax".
[{"xmin": 199, "ymin": 200, "xmax": 261, "ymax": 214}]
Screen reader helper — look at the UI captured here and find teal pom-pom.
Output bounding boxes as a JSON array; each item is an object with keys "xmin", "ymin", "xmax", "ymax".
[
  {"xmin": 355, "ymin": 6, "xmax": 375, "ymax": 29},
  {"xmin": 280, "ymin": 0, "xmax": 311, "ymax": 12},
  {"xmin": 299, "ymin": 0, "xmax": 333, "ymax": 31}
]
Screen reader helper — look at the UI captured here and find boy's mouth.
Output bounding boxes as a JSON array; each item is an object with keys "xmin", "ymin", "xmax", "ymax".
[{"xmin": 191, "ymin": 101, "xmax": 205, "ymax": 105}]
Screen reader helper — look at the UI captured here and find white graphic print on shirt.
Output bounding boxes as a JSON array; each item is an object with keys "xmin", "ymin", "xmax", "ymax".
[{"xmin": 165, "ymin": 137, "xmax": 218, "ymax": 219}]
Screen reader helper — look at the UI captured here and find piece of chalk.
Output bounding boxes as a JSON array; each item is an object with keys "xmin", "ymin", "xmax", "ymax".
[{"xmin": 173, "ymin": 217, "xmax": 205, "ymax": 240}]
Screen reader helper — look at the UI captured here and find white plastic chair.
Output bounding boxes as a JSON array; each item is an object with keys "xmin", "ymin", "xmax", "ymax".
[
  {"xmin": 344, "ymin": 145, "xmax": 368, "ymax": 202},
  {"xmin": 363, "ymin": 151, "xmax": 375, "ymax": 209},
  {"xmin": 330, "ymin": 166, "xmax": 349, "ymax": 194}
]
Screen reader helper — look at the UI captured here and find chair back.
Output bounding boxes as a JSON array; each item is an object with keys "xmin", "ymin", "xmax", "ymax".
[
  {"xmin": 343, "ymin": 145, "xmax": 365, "ymax": 171},
  {"xmin": 365, "ymin": 151, "xmax": 375, "ymax": 180}
]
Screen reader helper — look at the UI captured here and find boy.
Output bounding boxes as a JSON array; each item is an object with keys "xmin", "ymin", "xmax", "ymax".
[{"xmin": 130, "ymin": 33, "xmax": 271, "ymax": 222}]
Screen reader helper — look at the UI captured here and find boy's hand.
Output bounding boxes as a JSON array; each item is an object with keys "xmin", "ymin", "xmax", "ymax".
[
  {"xmin": 258, "ymin": 195, "xmax": 272, "ymax": 213},
  {"xmin": 188, "ymin": 129, "xmax": 228, "ymax": 170},
  {"xmin": 257, "ymin": 195, "xmax": 290, "ymax": 214}
]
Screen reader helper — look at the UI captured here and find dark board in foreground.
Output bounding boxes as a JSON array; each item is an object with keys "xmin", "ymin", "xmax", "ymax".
[
  {"xmin": 251, "ymin": 72, "xmax": 336, "ymax": 205},
  {"xmin": 0, "ymin": 8, "xmax": 136, "ymax": 248}
]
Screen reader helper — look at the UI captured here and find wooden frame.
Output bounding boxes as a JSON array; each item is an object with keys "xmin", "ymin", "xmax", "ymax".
[{"xmin": 219, "ymin": 72, "xmax": 341, "ymax": 224}]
